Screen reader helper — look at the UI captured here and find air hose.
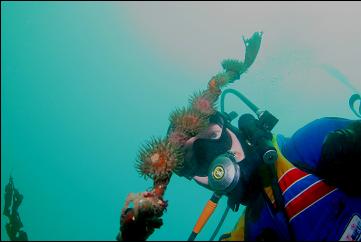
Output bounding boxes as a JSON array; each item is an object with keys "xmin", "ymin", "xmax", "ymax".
[
  {"xmin": 220, "ymin": 88, "xmax": 260, "ymax": 116},
  {"xmin": 209, "ymin": 206, "xmax": 230, "ymax": 241},
  {"xmin": 349, "ymin": 93, "xmax": 361, "ymax": 118},
  {"xmin": 188, "ymin": 193, "xmax": 221, "ymax": 241}
]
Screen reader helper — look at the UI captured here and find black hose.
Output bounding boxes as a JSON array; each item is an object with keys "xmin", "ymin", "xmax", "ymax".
[
  {"xmin": 220, "ymin": 89, "xmax": 260, "ymax": 115},
  {"xmin": 209, "ymin": 206, "xmax": 230, "ymax": 241},
  {"xmin": 349, "ymin": 93, "xmax": 361, "ymax": 118}
]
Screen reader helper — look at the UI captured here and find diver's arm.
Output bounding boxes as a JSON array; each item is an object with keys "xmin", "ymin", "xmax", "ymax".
[
  {"xmin": 279, "ymin": 117, "xmax": 361, "ymax": 195},
  {"xmin": 278, "ymin": 117, "xmax": 355, "ymax": 171}
]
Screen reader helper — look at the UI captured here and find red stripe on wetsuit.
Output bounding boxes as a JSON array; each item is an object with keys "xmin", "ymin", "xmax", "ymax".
[
  {"xmin": 279, "ymin": 168, "xmax": 308, "ymax": 193},
  {"xmin": 278, "ymin": 167, "xmax": 337, "ymax": 221}
]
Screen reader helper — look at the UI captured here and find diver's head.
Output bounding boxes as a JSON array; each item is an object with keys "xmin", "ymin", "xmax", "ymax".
[
  {"xmin": 171, "ymin": 112, "xmax": 266, "ymax": 208},
  {"xmin": 170, "ymin": 112, "xmax": 245, "ymax": 179}
]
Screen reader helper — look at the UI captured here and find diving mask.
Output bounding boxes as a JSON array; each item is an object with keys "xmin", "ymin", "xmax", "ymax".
[
  {"xmin": 192, "ymin": 124, "xmax": 233, "ymax": 177},
  {"xmin": 176, "ymin": 112, "xmax": 233, "ymax": 178}
]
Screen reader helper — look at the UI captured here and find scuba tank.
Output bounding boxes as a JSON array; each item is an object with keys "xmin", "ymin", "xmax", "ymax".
[{"xmin": 221, "ymin": 88, "xmax": 278, "ymax": 165}]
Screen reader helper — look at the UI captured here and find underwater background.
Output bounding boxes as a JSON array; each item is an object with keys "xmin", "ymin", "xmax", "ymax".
[{"xmin": 1, "ymin": 1, "xmax": 360, "ymax": 241}]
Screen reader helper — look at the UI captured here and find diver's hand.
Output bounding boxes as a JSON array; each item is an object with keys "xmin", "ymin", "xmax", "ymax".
[
  {"xmin": 193, "ymin": 176, "xmax": 212, "ymax": 190},
  {"xmin": 317, "ymin": 120, "xmax": 361, "ymax": 196}
]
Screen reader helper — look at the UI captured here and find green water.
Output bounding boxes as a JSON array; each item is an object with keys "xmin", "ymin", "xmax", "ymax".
[{"xmin": 1, "ymin": 2, "xmax": 360, "ymax": 241}]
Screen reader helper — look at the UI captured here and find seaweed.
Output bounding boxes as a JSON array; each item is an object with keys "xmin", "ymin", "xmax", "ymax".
[{"xmin": 3, "ymin": 176, "xmax": 28, "ymax": 241}]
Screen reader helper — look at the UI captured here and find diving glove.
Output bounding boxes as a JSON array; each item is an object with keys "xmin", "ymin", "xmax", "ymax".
[{"xmin": 317, "ymin": 120, "xmax": 361, "ymax": 196}]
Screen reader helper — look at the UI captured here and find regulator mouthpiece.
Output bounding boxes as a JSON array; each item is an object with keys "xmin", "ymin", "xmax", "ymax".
[{"xmin": 208, "ymin": 153, "xmax": 240, "ymax": 194}]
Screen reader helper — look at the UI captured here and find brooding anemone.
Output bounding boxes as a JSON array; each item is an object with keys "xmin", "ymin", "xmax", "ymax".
[
  {"xmin": 221, "ymin": 59, "xmax": 244, "ymax": 74},
  {"xmin": 189, "ymin": 90, "xmax": 218, "ymax": 116},
  {"xmin": 167, "ymin": 130, "xmax": 189, "ymax": 148},
  {"xmin": 207, "ymin": 72, "xmax": 233, "ymax": 96},
  {"xmin": 169, "ymin": 107, "xmax": 209, "ymax": 138},
  {"xmin": 136, "ymin": 138, "xmax": 182, "ymax": 180},
  {"xmin": 208, "ymin": 59, "xmax": 244, "ymax": 91}
]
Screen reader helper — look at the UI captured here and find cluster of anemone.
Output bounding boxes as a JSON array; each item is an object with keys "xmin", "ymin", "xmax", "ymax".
[
  {"xmin": 135, "ymin": 73, "xmax": 238, "ymax": 180},
  {"xmin": 133, "ymin": 33, "xmax": 262, "ymax": 181},
  {"xmin": 120, "ymin": 33, "xmax": 263, "ymax": 236},
  {"xmin": 125, "ymin": 63, "xmax": 248, "ymax": 222}
]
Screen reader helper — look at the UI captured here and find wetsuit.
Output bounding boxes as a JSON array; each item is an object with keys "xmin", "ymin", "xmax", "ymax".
[{"xmin": 221, "ymin": 117, "xmax": 361, "ymax": 241}]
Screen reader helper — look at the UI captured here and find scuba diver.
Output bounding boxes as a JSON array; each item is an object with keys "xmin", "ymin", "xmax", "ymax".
[
  {"xmin": 179, "ymin": 111, "xmax": 361, "ymax": 241},
  {"xmin": 117, "ymin": 31, "xmax": 361, "ymax": 241},
  {"xmin": 3, "ymin": 176, "xmax": 29, "ymax": 241}
]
